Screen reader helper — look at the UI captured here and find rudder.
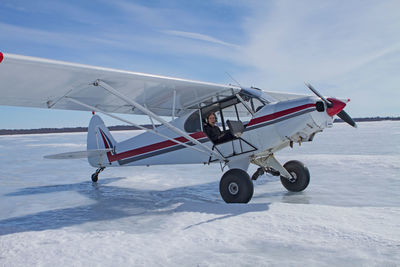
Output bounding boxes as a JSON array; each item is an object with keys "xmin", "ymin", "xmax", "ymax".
[{"xmin": 87, "ymin": 115, "xmax": 117, "ymax": 167}]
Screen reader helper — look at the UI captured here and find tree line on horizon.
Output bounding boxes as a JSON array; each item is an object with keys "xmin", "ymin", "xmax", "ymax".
[{"xmin": 0, "ymin": 117, "xmax": 399, "ymax": 135}]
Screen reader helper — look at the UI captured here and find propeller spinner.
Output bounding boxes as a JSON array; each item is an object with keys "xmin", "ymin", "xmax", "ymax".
[{"xmin": 305, "ymin": 83, "xmax": 357, "ymax": 128}]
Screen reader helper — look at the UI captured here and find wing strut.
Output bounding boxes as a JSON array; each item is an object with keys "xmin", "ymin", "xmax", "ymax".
[
  {"xmin": 172, "ymin": 89, "xmax": 177, "ymax": 120},
  {"xmin": 94, "ymin": 79, "xmax": 225, "ymax": 161},
  {"xmin": 65, "ymin": 96, "xmax": 221, "ymax": 159}
]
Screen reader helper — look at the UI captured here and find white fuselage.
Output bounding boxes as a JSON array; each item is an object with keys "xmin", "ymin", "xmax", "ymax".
[{"xmin": 92, "ymin": 95, "xmax": 332, "ymax": 169}]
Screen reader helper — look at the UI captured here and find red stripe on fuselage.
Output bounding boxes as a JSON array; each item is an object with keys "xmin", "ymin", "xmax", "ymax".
[
  {"xmin": 247, "ymin": 103, "xmax": 315, "ymax": 127},
  {"xmin": 104, "ymin": 131, "xmax": 207, "ymax": 163}
]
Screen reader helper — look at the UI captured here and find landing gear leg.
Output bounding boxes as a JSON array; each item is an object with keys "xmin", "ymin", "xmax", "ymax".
[
  {"xmin": 251, "ymin": 154, "xmax": 310, "ymax": 192},
  {"xmin": 91, "ymin": 167, "xmax": 105, "ymax": 182},
  {"xmin": 251, "ymin": 154, "xmax": 293, "ymax": 180},
  {"xmin": 251, "ymin": 167, "xmax": 265, "ymax": 180},
  {"xmin": 251, "ymin": 166, "xmax": 281, "ymax": 180}
]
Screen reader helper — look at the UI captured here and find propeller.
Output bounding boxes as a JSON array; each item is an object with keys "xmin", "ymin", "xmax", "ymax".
[
  {"xmin": 305, "ymin": 83, "xmax": 333, "ymax": 108},
  {"xmin": 337, "ymin": 110, "xmax": 357, "ymax": 128},
  {"xmin": 305, "ymin": 83, "xmax": 357, "ymax": 128}
]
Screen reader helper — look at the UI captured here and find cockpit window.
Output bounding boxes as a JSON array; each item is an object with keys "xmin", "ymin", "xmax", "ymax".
[
  {"xmin": 221, "ymin": 104, "xmax": 252, "ymax": 124},
  {"xmin": 200, "ymin": 94, "xmax": 263, "ymax": 129},
  {"xmin": 185, "ymin": 91, "xmax": 266, "ymax": 133},
  {"xmin": 184, "ymin": 111, "xmax": 202, "ymax": 133},
  {"xmin": 252, "ymin": 98, "xmax": 264, "ymax": 113},
  {"xmin": 237, "ymin": 92, "xmax": 265, "ymax": 114}
]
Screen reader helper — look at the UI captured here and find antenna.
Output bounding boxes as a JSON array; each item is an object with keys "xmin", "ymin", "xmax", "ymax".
[{"xmin": 225, "ymin": 72, "xmax": 242, "ymax": 88}]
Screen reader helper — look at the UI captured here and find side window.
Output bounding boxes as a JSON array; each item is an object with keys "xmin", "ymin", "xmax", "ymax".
[
  {"xmin": 221, "ymin": 103, "xmax": 252, "ymax": 125},
  {"xmin": 252, "ymin": 98, "xmax": 265, "ymax": 113},
  {"xmin": 200, "ymin": 94, "xmax": 264, "ymax": 132},
  {"xmin": 235, "ymin": 102, "xmax": 252, "ymax": 123},
  {"xmin": 221, "ymin": 105, "xmax": 238, "ymax": 121},
  {"xmin": 184, "ymin": 111, "xmax": 202, "ymax": 133}
]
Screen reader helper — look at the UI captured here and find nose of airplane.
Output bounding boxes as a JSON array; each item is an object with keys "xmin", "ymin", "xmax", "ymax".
[
  {"xmin": 305, "ymin": 83, "xmax": 357, "ymax": 128},
  {"xmin": 326, "ymin": 98, "xmax": 346, "ymax": 117}
]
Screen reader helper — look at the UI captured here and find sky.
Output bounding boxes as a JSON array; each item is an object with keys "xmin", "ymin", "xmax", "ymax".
[{"xmin": 0, "ymin": 0, "xmax": 399, "ymax": 129}]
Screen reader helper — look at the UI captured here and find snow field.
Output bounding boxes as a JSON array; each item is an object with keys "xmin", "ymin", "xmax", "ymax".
[{"xmin": 0, "ymin": 121, "xmax": 399, "ymax": 266}]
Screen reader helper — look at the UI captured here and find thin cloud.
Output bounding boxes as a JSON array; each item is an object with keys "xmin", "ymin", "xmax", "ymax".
[
  {"xmin": 230, "ymin": 0, "xmax": 400, "ymax": 117},
  {"xmin": 164, "ymin": 30, "xmax": 239, "ymax": 49},
  {"xmin": 234, "ymin": 1, "xmax": 400, "ymax": 85}
]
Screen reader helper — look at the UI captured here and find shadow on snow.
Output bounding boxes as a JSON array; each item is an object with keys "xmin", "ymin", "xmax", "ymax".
[{"xmin": 0, "ymin": 177, "xmax": 271, "ymax": 236}]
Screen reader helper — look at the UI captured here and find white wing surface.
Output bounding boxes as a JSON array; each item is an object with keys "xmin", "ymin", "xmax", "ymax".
[{"xmin": 0, "ymin": 52, "xmax": 240, "ymax": 116}]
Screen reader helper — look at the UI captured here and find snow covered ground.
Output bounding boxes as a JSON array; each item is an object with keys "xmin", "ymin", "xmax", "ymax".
[{"xmin": 0, "ymin": 121, "xmax": 399, "ymax": 266}]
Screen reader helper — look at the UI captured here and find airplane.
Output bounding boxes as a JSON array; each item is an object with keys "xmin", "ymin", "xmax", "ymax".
[{"xmin": 0, "ymin": 52, "xmax": 357, "ymax": 203}]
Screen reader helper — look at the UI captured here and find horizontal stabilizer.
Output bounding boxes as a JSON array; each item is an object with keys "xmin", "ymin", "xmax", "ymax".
[{"xmin": 44, "ymin": 149, "xmax": 112, "ymax": 160}]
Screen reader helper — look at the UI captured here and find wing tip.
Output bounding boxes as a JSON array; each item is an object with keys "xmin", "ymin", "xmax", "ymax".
[{"xmin": 0, "ymin": 52, "xmax": 3, "ymax": 63}]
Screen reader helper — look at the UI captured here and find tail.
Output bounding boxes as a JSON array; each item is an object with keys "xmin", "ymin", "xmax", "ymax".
[{"xmin": 87, "ymin": 115, "xmax": 117, "ymax": 167}]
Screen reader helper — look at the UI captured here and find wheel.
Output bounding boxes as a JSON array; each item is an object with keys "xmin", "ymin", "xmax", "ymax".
[
  {"xmin": 219, "ymin": 169, "xmax": 254, "ymax": 203},
  {"xmin": 280, "ymin": 160, "xmax": 310, "ymax": 192},
  {"xmin": 91, "ymin": 173, "xmax": 98, "ymax": 182}
]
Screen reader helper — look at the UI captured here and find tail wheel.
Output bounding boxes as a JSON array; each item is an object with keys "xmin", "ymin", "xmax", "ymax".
[
  {"xmin": 219, "ymin": 169, "xmax": 254, "ymax": 203},
  {"xmin": 91, "ymin": 167, "xmax": 105, "ymax": 183},
  {"xmin": 91, "ymin": 173, "xmax": 99, "ymax": 182},
  {"xmin": 280, "ymin": 160, "xmax": 310, "ymax": 192}
]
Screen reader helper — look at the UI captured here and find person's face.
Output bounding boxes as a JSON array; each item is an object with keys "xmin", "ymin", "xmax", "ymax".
[{"xmin": 208, "ymin": 114, "xmax": 216, "ymax": 125}]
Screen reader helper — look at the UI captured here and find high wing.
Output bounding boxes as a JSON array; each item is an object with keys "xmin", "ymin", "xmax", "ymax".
[{"xmin": 0, "ymin": 52, "xmax": 240, "ymax": 116}]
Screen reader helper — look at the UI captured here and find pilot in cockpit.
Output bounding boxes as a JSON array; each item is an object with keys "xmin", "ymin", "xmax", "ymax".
[{"xmin": 203, "ymin": 112, "xmax": 233, "ymax": 144}]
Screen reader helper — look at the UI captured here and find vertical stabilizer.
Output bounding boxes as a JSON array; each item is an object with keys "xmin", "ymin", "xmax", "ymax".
[{"xmin": 87, "ymin": 115, "xmax": 117, "ymax": 167}]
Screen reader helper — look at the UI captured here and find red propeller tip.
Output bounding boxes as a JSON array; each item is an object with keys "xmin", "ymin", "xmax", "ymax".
[{"xmin": 0, "ymin": 52, "xmax": 3, "ymax": 63}]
